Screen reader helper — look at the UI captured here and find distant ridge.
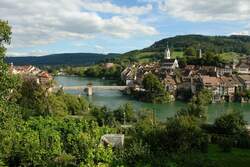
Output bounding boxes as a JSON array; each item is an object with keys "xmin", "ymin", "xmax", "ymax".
[
  {"xmin": 117, "ymin": 35, "xmax": 250, "ymax": 63},
  {"xmin": 5, "ymin": 53, "xmax": 120, "ymax": 66}
]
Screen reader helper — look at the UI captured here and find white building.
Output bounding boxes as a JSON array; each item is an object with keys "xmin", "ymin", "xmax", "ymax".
[{"xmin": 161, "ymin": 46, "xmax": 179, "ymax": 73}]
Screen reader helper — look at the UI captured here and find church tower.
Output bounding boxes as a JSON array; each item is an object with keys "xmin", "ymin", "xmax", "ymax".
[
  {"xmin": 164, "ymin": 45, "xmax": 171, "ymax": 60},
  {"xmin": 199, "ymin": 48, "xmax": 202, "ymax": 58}
]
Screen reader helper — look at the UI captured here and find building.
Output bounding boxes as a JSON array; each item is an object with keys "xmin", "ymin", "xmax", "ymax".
[
  {"xmin": 216, "ymin": 65, "xmax": 233, "ymax": 76},
  {"xmin": 162, "ymin": 75, "xmax": 177, "ymax": 95},
  {"xmin": 121, "ymin": 66, "xmax": 136, "ymax": 86},
  {"xmin": 199, "ymin": 75, "xmax": 221, "ymax": 102},
  {"xmin": 161, "ymin": 46, "xmax": 179, "ymax": 74},
  {"xmin": 220, "ymin": 76, "xmax": 236, "ymax": 101},
  {"xmin": 10, "ymin": 64, "xmax": 41, "ymax": 75},
  {"xmin": 37, "ymin": 71, "xmax": 53, "ymax": 85},
  {"xmin": 104, "ymin": 63, "xmax": 114, "ymax": 69},
  {"xmin": 238, "ymin": 75, "xmax": 250, "ymax": 90},
  {"xmin": 236, "ymin": 61, "xmax": 250, "ymax": 74},
  {"xmin": 10, "ymin": 64, "xmax": 53, "ymax": 87},
  {"xmin": 100, "ymin": 134, "xmax": 124, "ymax": 148}
]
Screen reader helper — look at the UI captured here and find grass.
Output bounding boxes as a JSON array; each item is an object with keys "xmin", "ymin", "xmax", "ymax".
[
  {"xmin": 219, "ymin": 52, "xmax": 241, "ymax": 63},
  {"xmin": 205, "ymin": 145, "xmax": 250, "ymax": 167},
  {"xmin": 172, "ymin": 51, "xmax": 184, "ymax": 59}
]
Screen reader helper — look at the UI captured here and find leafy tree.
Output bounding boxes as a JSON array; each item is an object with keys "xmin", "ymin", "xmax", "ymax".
[
  {"xmin": 184, "ymin": 46, "xmax": 197, "ymax": 57},
  {"xmin": 113, "ymin": 103, "xmax": 135, "ymax": 123},
  {"xmin": 142, "ymin": 73, "xmax": 171, "ymax": 103},
  {"xmin": 177, "ymin": 89, "xmax": 212, "ymax": 121},
  {"xmin": 145, "ymin": 116, "xmax": 208, "ymax": 154},
  {"xmin": 214, "ymin": 111, "xmax": 248, "ymax": 136},
  {"xmin": 62, "ymin": 94, "xmax": 89, "ymax": 115},
  {"xmin": 0, "ymin": 20, "xmax": 19, "ymax": 104},
  {"xmin": 85, "ymin": 65, "xmax": 102, "ymax": 77}
]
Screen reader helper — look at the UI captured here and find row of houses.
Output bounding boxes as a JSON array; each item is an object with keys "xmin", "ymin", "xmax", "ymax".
[
  {"xmin": 121, "ymin": 47, "xmax": 250, "ymax": 103},
  {"xmin": 9, "ymin": 63, "xmax": 53, "ymax": 85}
]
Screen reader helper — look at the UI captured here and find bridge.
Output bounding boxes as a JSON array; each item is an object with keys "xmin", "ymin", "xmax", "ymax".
[{"xmin": 53, "ymin": 85, "xmax": 128, "ymax": 96}]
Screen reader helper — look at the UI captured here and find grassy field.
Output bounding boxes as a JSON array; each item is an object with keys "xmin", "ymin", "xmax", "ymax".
[
  {"xmin": 219, "ymin": 52, "xmax": 241, "ymax": 63},
  {"xmin": 206, "ymin": 145, "xmax": 250, "ymax": 167},
  {"xmin": 172, "ymin": 51, "xmax": 184, "ymax": 59}
]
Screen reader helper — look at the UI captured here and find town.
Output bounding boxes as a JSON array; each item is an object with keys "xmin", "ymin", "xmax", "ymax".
[
  {"xmin": 9, "ymin": 45, "xmax": 250, "ymax": 104},
  {"xmin": 121, "ymin": 46, "xmax": 250, "ymax": 103}
]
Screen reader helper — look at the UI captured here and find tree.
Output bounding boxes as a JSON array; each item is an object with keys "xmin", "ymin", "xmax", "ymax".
[
  {"xmin": 184, "ymin": 46, "xmax": 197, "ymax": 57},
  {"xmin": 0, "ymin": 20, "xmax": 18, "ymax": 104},
  {"xmin": 145, "ymin": 116, "xmax": 208, "ymax": 154},
  {"xmin": 113, "ymin": 103, "xmax": 135, "ymax": 124},
  {"xmin": 142, "ymin": 73, "xmax": 171, "ymax": 103},
  {"xmin": 177, "ymin": 89, "xmax": 212, "ymax": 121},
  {"xmin": 214, "ymin": 111, "xmax": 247, "ymax": 136}
]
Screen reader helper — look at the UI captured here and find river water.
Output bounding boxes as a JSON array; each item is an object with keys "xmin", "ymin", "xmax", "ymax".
[{"xmin": 55, "ymin": 76, "xmax": 250, "ymax": 123}]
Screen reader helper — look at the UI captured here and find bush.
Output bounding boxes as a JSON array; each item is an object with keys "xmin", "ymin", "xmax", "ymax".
[
  {"xmin": 214, "ymin": 111, "xmax": 247, "ymax": 136},
  {"xmin": 145, "ymin": 116, "xmax": 209, "ymax": 154}
]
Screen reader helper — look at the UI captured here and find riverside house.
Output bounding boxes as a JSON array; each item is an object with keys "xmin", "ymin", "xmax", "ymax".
[
  {"xmin": 238, "ymin": 75, "xmax": 250, "ymax": 90},
  {"xmin": 199, "ymin": 75, "xmax": 221, "ymax": 102},
  {"xmin": 236, "ymin": 58, "xmax": 250, "ymax": 74}
]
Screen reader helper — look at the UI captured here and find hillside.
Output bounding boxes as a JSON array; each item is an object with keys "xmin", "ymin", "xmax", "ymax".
[
  {"xmin": 117, "ymin": 35, "xmax": 250, "ymax": 63},
  {"xmin": 5, "ymin": 53, "xmax": 119, "ymax": 66},
  {"xmin": 146, "ymin": 35, "xmax": 250, "ymax": 53}
]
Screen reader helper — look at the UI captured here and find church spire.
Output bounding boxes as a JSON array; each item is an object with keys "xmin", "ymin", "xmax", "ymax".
[
  {"xmin": 199, "ymin": 48, "xmax": 202, "ymax": 58},
  {"xmin": 198, "ymin": 44, "xmax": 202, "ymax": 58},
  {"xmin": 164, "ymin": 43, "xmax": 171, "ymax": 60}
]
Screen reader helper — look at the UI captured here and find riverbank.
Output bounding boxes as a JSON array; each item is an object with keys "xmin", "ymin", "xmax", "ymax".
[{"xmin": 54, "ymin": 76, "xmax": 250, "ymax": 123}]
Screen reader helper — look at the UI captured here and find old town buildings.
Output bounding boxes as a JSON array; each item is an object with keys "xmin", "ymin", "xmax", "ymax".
[
  {"xmin": 10, "ymin": 63, "xmax": 53, "ymax": 85},
  {"xmin": 121, "ymin": 46, "xmax": 250, "ymax": 103}
]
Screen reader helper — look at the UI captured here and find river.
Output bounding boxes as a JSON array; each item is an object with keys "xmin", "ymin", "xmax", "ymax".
[{"xmin": 54, "ymin": 76, "xmax": 250, "ymax": 123}]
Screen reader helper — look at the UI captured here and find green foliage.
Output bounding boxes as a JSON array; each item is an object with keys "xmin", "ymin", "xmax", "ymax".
[
  {"xmin": 144, "ymin": 116, "xmax": 208, "ymax": 154},
  {"xmin": 184, "ymin": 46, "xmax": 197, "ymax": 57},
  {"xmin": 146, "ymin": 34, "xmax": 250, "ymax": 55},
  {"xmin": 5, "ymin": 53, "xmax": 119, "ymax": 66},
  {"xmin": 0, "ymin": 20, "xmax": 19, "ymax": 104},
  {"xmin": 64, "ymin": 64, "xmax": 123, "ymax": 80},
  {"xmin": 214, "ymin": 111, "xmax": 247, "ymax": 136},
  {"xmin": 2, "ymin": 21, "xmax": 250, "ymax": 167},
  {"xmin": 0, "ymin": 115, "xmax": 115, "ymax": 166},
  {"xmin": 141, "ymin": 73, "xmax": 171, "ymax": 103},
  {"xmin": 61, "ymin": 93, "xmax": 89, "ymax": 115},
  {"xmin": 91, "ymin": 103, "xmax": 136, "ymax": 126},
  {"xmin": 178, "ymin": 89, "xmax": 212, "ymax": 121},
  {"xmin": 113, "ymin": 103, "xmax": 135, "ymax": 123}
]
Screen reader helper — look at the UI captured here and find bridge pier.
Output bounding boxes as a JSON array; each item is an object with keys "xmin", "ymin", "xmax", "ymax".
[{"xmin": 87, "ymin": 84, "xmax": 93, "ymax": 96}]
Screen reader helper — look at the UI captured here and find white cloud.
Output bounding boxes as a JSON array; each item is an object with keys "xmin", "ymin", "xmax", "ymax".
[
  {"xmin": 7, "ymin": 50, "xmax": 49, "ymax": 57},
  {"xmin": 95, "ymin": 45, "xmax": 104, "ymax": 50},
  {"xmin": 231, "ymin": 30, "xmax": 250, "ymax": 36},
  {"xmin": 158, "ymin": 0, "xmax": 250, "ymax": 22},
  {"xmin": 82, "ymin": 0, "xmax": 152, "ymax": 15},
  {"xmin": 0, "ymin": 0, "xmax": 157, "ymax": 48}
]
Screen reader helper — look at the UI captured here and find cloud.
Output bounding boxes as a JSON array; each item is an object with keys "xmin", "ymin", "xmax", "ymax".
[
  {"xmin": 0, "ymin": 0, "xmax": 157, "ymax": 48},
  {"xmin": 231, "ymin": 30, "xmax": 250, "ymax": 36},
  {"xmin": 158, "ymin": 0, "xmax": 250, "ymax": 22},
  {"xmin": 7, "ymin": 50, "xmax": 49, "ymax": 57},
  {"xmin": 82, "ymin": 0, "xmax": 152, "ymax": 15},
  {"xmin": 95, "ymin": 45, "xmax": 104, "ymax": 50}
]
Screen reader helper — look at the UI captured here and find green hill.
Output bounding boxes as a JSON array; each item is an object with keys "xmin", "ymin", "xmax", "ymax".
[
  {"xmin": 116, "ymin": 35, "xmax": 250, "ymax": 64},
  {"xmin": 5, "ymin": 53, "xmax": 120, "ymax": 66}
]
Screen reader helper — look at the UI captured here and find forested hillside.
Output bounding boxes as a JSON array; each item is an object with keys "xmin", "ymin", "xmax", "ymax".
[
  {"xmin": 116, "ymin": 35, "xmax": 250, "ymax": 64},
  {"xmin": 5, "ymin": 53, "xmax": 119, "ymax": 66},
  {"xmin": 146, "ymin": 35, "xmax": 250, "ymax": 53}
]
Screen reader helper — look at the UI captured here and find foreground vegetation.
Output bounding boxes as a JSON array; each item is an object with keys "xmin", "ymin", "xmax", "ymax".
[{"xmin": 1, "ymin": 20, "xmax": 250, "ymax": 167}]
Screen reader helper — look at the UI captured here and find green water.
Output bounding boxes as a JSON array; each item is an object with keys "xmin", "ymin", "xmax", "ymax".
[{"xmin": 54, "ymin": 76, "xmax": 250, "ymax": 123}]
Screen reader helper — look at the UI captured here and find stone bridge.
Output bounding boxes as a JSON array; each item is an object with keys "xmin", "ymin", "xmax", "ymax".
[{"xmin": 53, "ymin": 85, "xmax": 128, "ymax": 96}]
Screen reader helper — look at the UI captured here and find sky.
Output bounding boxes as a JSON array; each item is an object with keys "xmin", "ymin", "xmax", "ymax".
[{"xmin": 1, "ymin": 0, "xmax": 250, "ymax": 57}]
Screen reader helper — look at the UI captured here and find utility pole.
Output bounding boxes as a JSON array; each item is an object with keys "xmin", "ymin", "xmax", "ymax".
[{"xmin": 123, "ymin": 111, "xmax": 126, "ymax": 125}]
